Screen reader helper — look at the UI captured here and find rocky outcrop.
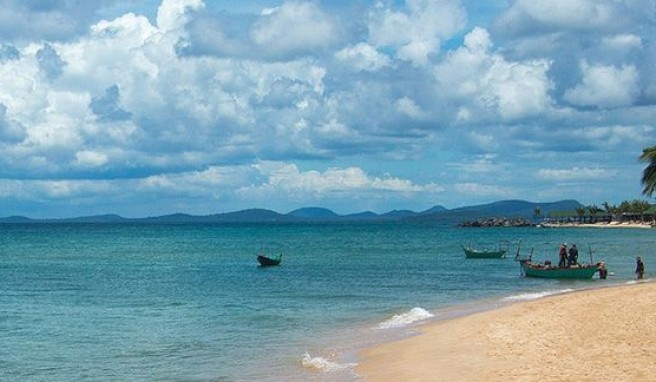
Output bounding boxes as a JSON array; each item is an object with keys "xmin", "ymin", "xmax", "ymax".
[{"xmin": 458, "ymin": 217, "xmax": 534, "ymax": 227}]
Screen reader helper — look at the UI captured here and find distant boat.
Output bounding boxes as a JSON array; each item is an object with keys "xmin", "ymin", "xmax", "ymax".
[
  {"xmin": 462, "ymin": 240, "xmax": 513, "ymax": 259},
  {"xmin": 257, "ymin": 253, "xmax": 282, "ymax": 267},
  {"xmin": 462, "ymin": 245, "xmax": 507, "ymax": 259}
]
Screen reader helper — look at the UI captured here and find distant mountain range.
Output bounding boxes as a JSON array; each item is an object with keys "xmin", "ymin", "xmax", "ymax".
[{"xmin": 0, "ymin": 199, "xmax": 583, "ymax": 225}]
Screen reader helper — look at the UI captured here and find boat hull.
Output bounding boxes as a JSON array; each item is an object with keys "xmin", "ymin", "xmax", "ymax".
[
  {"xmin": 257, "ymin": 255, "xmax": 281, "ymax": 267},
  {"xmin": 462, "ymin": 246, "xmax": 507, "ymax": 259},
  {"xmin": 520, "ymin": 261, "xmax": 599, "ymax": 279}
]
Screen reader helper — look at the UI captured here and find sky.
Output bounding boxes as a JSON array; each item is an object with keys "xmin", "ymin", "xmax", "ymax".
[{"xmin": 0, "ymin": 0, "xmax": 655, "ymax": 218}]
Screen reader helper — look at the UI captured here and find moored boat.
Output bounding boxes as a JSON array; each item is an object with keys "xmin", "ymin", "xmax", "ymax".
[
  {"xmin": 257, "ymin": 253, "xmax": 282, "ymax": 267},
  {"xmin": 462, "ymin": 240, "xmax": 514, "ymax": 259},
  {"xmin": 462, "ymin": 245, "xmax": 507, "ymax": 259}
]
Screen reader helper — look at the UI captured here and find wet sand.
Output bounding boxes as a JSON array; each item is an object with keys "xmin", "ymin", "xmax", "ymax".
[{"xmin": 357, "ymin": 282, "xmax": 656, "ymax": 381}]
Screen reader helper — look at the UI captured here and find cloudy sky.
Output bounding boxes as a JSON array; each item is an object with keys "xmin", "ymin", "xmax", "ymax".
[{"xmin": 0, "ymin": 0, "xmax": 654, "ymax": 218}]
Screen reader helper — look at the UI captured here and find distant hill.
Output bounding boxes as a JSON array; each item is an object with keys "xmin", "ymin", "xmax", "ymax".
[
  {"xmin": 0, "ymin": 200, "xmax": 583, "ymax": 225},
  {"xmin": 286, "ymin": 207, "xmax": 339, "ymax": 219},
  {"xmin": 451, "ymin": 199, "xmax": 581, "ymax": 216},
  {"xmin": 421, "ymin": 205, "xmax": 447, "ymax": 214},
  {"xmin": 409, "ymin": 200, "xmax": 583, "ymax": 224}
]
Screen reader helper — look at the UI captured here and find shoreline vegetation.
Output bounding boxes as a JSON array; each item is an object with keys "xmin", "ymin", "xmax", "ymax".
[
  {"xmin": 459, "ymin": 217, "xmax": 654, "ymax": 228},
  {"xmin": 357, "ymin": 282, "xmax": 656, "ymax": 381},
  {"xmin": 541, "ymin": 221, "xmax": 653, "ymax": 229}
]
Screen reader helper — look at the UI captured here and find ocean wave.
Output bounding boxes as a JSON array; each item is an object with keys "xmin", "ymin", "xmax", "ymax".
[
  {"xmin": 377, "ymin": 307, "xmax": 434, "ymax": 330},
  {"xmin": 501, "ymin": 289, "xmax": 574, "ymax": 302},
  {"xmin": 301, "ymin": 352, "xmax": 357, "ymax": 372}
]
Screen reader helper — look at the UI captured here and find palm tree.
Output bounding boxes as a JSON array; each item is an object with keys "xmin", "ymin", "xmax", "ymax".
[
  {"xmin": 602, "ymin": 201, "xmax": 617, "ymax": 222},
  {"xmin": 575, "ymin": 207, "xmax": 586, "ymax": 223},
  {"xmin": 587, "ymin": 204, "xmax": 600, "ymax": 223},
  {"xmin": 533, "ymin": 206, "xmax": 542, "ymax": 223},
  {"xmin": 639, "ymin": 146, "xmax": 656, "ymax": 197},
  {"xmin": 631, "ymin": 199, "xmax": 652, "ymax": 223}
]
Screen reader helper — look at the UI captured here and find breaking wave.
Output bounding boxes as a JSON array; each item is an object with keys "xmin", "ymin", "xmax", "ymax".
[
  {"xmin": 377, "ymin": 307, "xmax": 434, "ymax": 330},
  {"xmin": 501, "ymin": 289, "xmax": 575, "ymax": 302},
  {"xmin": 301, "ymin": 352, "xmax": 357, "ymax": 372}
]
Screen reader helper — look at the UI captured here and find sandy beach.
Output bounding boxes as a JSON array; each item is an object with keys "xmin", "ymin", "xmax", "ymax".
[
  {"xmin": 357, "ymin": 282, "xmax": 656, "ymax": 381},
  {"xmin": 541, "ymin": 222, "xmax": 653, "ymax": 229}
]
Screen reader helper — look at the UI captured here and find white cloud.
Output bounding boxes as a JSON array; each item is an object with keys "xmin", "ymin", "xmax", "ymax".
[
  {"xmin": 251, "ymin": 1, "xmax": 336, "ymax": 55},
  {"xmin": 564, "ymin": 61, "xmax": 639, "ymax": 108},
  {"xmin": 395, "ymin": 97, "xmax": 426, "ymax": 119},
  {"xmin": 536, "ymin": 167, "xmax": 616, "ymax": 181},
  {"xmin": 435, "ymin": 27, "xmax": 553, "ymax": 120},
  {"xmin": 496, "ymin": 0, "xmax": 615, "ymax": 31},
  {"xmin": 602, "ymin": 34, "xmax": 642, "ymax": 51},
  {"xmin": 244, "ymin": 162, "xmax": 443, "ymax": 196},
  {"xmin": 156, "ymin": 0, "xmax": 204, "ymax": 33},
  {"xmin": 335, "ymin": 43, "xmax": 391, "ymax": 72},
  {"xmin": 368, "ymin": 0, "xmax": 466, "ymax": 65},
  {"xmin": 75, "ymin": 150, "xmax": 109, "ymax": 168}
]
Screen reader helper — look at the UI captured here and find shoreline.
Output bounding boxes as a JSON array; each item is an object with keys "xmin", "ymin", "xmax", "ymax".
[
  {"xmin": 540, "ymin": 222, "xmax": 653, "ymax": 229},
  {"xmin": 357, "ymin": 281, "xmax": 656, "ymax": 381}
]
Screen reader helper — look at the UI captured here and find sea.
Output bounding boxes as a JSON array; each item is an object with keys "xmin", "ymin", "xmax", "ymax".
[{"xmin": 0, "ymin": 222, "xmax": 653, "ymax": 381}]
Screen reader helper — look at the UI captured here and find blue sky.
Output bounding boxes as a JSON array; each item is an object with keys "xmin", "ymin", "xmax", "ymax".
[{"xmin": 0, "ymin": 0, "xmax": 654, "ymax": 218}]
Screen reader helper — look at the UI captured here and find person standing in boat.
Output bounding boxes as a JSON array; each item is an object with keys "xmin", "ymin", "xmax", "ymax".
[
  {"xmin": 636, "ymin": 256, "xmax": 645, "ymax": 279},
  {"xmin": 558, "ymin": 244, "xmax": 568, "ymax": 268},
  {"xmin": 568, "ymin": 244, "xmax": 579, "ymax": 266}
]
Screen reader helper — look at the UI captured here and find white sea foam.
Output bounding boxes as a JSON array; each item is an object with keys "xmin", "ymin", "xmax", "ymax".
[
  {"xmin": 301, "ymin": 352, "xmax": 357, "ymax": 372},
  {"xmin": 501, "ymin": 289, "xmax": 574, "ymax": 302},
  {"xmin": 377, "ymin": 307, "xmax": 434, "ymax": 330}
]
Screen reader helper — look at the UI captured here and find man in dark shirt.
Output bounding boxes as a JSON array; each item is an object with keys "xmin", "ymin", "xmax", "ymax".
[
  {"xmin": 568, "ymin": 244, "xmax": 579, "ymax": 266},
  {"xmin": 636, "ymin": 256, "xmax": 645, "ymax": 279}
]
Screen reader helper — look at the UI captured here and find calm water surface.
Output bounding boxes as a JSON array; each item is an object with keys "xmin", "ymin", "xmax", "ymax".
[{"xmin": 0, "ymin": 223, "xmax": 653, "ymax": 381}]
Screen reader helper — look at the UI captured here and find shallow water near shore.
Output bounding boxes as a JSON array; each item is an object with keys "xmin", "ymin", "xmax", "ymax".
[{"xmin": 0, "ymin": 223, "xmax": 652, "ymax": 381}]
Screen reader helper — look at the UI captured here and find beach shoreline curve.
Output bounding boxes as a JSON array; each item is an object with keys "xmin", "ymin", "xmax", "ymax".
[{"xmin": 357, "ymin": 281, "xmax": 656, "ymax": 381}]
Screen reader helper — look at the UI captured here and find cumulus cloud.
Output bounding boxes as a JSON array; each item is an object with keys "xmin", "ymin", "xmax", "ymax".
[
  {"xmin": 435, "ymin": 27, "xmax": 553, "ymax": 120},
  {"xmin": 335, "ymin": 43, "xmax": 392, "ymax": 72},
  {"xmin": 564, "ymin": 61, "xmax": 639, "ymax": 108},
  {"xmin": 250, "ymin": 162, "xmax": 443, "ymax": 194},
  {"xmin": 493, "ymin": 0, "xmax": 621, "ymax": 34},
  {"xmin": 536, "ymin": 167, "xmax": 616, "ymax": 181},
  {"xmin": 368, "ymin": 0, "xmax": 466, "ymax": 65},
  {"xmin": 251, "ymin": 2, "xmax": 337, "ymax": 57}
]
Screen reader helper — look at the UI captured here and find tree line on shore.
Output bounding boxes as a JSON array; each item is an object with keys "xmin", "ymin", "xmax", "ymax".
[
  {"xmin": 540, "ymin": 146, "xmax": 656, "ymax": 225},
  {"xmin": 534, "ymin": 199, "xmax": 654, "ymax": 224}
]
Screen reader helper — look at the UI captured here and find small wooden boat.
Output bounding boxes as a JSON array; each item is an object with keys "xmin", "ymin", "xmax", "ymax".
[
  {"xmin": 519, "ymin": 259, "xmax": 601, "ymax": 279},
  {"xmin": 462, "ymin": 240, "xmax": 512, "ymax": 259},
  {"xmin": 515, "ymin": 244, "xmax": 602, "ymax": 279},
  {"xmin": 257, "ymin": 253, "xmax": 282, "ymax": 267},
  {"xmin": 462, "ymin": 245, "xmax": 507, "ymax": 259}
]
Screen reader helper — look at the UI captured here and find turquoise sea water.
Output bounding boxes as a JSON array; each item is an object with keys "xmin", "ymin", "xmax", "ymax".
[{"xmin": 1, "ymin": 223, "xmax": 653, "ymax": 381}]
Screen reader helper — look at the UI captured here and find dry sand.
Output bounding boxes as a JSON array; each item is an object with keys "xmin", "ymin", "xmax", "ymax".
[{"xmin": 357, "ymin": 282, "xmax": 656, "ymax": 381}]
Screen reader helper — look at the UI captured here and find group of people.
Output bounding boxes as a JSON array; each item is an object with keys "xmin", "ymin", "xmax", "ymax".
[
  {"xmin": 557, "ymin": 243, "xmax": 579, "ymax": 268},
  {"xmin": 557, "ymin": 243, "xmax": 646, "ymax": 280}
]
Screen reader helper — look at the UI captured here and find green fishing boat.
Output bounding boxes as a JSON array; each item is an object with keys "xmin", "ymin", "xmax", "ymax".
[
  {"xmin": 516, "ymin": 244, "xmax": 604, "ymax": 279},
  {"xmin": 462, "ymin": 245, "xmax": 507, "ymax": 259},
  {"xmin": 519, "ymin": 260, "xmax": 600, "ymax": 279},
  {"xmin": 462, "ymin": 240, "xmax": 513, "ymax": 259}
]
